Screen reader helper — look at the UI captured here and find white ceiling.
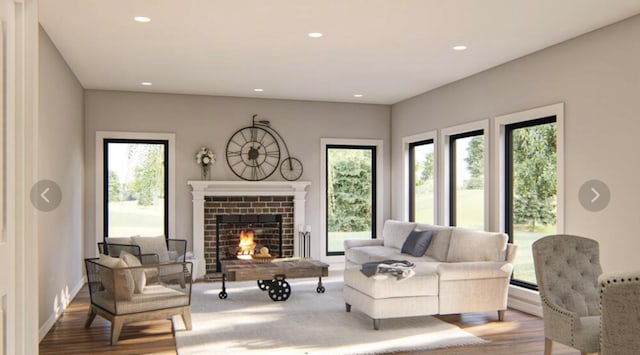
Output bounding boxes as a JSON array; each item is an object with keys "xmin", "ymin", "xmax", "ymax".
[{"xmin": 39, "ymin": 0, "xmax": 640, "ymax": 105}]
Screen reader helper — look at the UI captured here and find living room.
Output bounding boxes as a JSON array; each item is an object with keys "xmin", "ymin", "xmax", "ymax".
[{"xmin": 4, "ymin": 1, "xmax": 640, "ymax": 354}]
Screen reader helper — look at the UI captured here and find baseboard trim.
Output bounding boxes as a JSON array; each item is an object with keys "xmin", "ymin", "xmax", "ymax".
[
  {"xmin": 508, "ymin": 285, "xmax": 542, "ymax": 317},
  {"xmin": 39, "ymin": 276, "xmax": 87, "ymax": 342}
]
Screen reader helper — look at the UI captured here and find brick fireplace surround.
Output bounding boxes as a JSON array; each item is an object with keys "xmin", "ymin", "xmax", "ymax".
[{"xmin": 188, "ymin": 181, "xmax": 310, "ymax": 279}]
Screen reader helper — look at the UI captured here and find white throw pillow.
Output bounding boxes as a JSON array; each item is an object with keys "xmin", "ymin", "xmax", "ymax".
[
  {"xmin": 132, "ymin": 235, "xmax": 170, "ymax": 263},
  {"xmin": 382, "ymin": 220, "xmax": 417, "ymax": 249},
  {"xmin": 119, "ymin": 250, "xmax": 147, "ymax": 293},
  {"xmin": 97, "ymin": 254, "xmax": 135, "ymax": 301}
]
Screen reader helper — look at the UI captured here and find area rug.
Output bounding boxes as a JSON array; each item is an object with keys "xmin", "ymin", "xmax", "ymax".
[{"xmin": 173, "ymin": 274, "xmax": 487, "ymax": 355}]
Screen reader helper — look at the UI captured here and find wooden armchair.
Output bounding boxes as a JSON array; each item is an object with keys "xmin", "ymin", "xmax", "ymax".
[{"xmin": 84, "ymin": 256, "xmax": 193, "ymax": 344}]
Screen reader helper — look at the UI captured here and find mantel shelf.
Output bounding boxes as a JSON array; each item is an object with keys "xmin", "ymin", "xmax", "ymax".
[{"xmin": 188, "ymin": 180, "xmax": 311, "ymax": 196}]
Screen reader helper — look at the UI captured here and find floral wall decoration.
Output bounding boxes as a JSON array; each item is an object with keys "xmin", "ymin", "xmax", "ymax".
[{"xmin": 196, "ymin": 146, "xmax": 216, "ymax": 180}]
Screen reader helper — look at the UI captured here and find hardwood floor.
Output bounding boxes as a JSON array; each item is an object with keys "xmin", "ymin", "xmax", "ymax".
[{"xmin": 40, "ymin": 285, "xmax": 581, "ymax": 355}]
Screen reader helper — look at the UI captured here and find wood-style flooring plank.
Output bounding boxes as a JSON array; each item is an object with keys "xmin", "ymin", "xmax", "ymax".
[{"xmin": 40, "ymin": 284, "xmax": 583, "ymax": 355}]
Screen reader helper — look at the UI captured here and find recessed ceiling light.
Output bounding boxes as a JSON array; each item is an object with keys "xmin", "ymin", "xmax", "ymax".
[
  {"xmin": 134, "ymin": 16, "xmax": 151, "ymax": 23},
  {"xmin": 254, "ymin": 88, "xmax": 264, "ymax": 92},
  {"xmin": 308, "ymin": 32, "xmax": 323, "ymax": 38},
  {"xmin": 353, "ymin": 94, "xmax": 363, "ymax": 98},
  {"xmin": 141, "ymin": 82, "xmax": 153, "ymax": 86},
  {"xmin": 453, "ymin": 45, "xmax": 467, "ymax": 51}
]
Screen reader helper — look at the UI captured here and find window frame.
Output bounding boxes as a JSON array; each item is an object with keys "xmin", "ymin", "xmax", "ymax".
[
  {"xmin": 102, "ymin": 138, "xmax": 170, "ymax": 240},
  {"xmin": 408, "ymin": 139, "xmax": 435, "ymax": 223},
  {"xmin": 95, "ymin": 131, "xmax": 176, "ymax": 251},
  {"xmin": 440, "ymin": 120, "xmax": 490, "ymax": 229},
  {"xmin": 494, "ymin": 103, "xmax": 565, "ymax": 290},
  {"xmin": 320, "ymin": 138, "xmax": 383, "ymax": 263}
]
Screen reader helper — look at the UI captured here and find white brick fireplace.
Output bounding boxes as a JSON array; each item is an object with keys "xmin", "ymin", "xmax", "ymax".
[{"xmin": 188, "ymin": 180, "xmax": 311, "ymax": 279}]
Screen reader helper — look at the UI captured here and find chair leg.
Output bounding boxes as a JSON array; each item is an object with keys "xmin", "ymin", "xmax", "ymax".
[
  {"xmin": 111, "ymin": 317, "xmax": 124, "ymax": 345},
  {"xmin": 497, "ymin": 310, "xmax": 505, "ymax": 321},
  {"xmin": 544, "ymin": 337, "xmax": 553, "ymax": 355},
  {"xmin": 181, "ymin": 308, "xmax": 192, "ymax": 331},
  {"xmin": 85, "ymin": 307, "xmax": 97, "ymax": 328},
  {"xmin": 373, "ymin": 319, "xmax": 380, "ymax": 330}
]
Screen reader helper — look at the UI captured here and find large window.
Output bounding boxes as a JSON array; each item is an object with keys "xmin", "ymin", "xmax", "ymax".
[
  {"xmin": 103, "ymin": 139, "xmax": 169, "ymax": 239},
  {"xmin": 325, "ymin": 145, "xmax": 376, "ymax": 255},
  {"xmin": 449, "ymin": 130, "xmax": 485, "ymax": 230},
  {"xmin": 506, "ymin": 117, "xmax": 558, "ymax": 289},
  {"xmin": 409, "ymin": 139, "xmax": 434, "ymax": 223}
]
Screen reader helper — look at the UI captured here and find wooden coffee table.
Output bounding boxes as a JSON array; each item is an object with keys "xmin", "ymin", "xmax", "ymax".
[{"xmin": 218, "ymin": 258, "xmax": 330, "ymax": 301}]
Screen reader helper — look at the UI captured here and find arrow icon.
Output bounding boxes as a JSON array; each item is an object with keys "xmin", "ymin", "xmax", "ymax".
[
  {"xmin": 41, "ymin": 187, "xmax": 51, "ymax": 203},
  {"xmin": 591, "ymin": 187, "xmax": 600, "ymax": 203}
]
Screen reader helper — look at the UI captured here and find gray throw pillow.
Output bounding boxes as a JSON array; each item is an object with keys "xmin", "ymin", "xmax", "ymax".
[{"xmin": 401, "ymin": 230, "xmax": 433, "ymax": 257}]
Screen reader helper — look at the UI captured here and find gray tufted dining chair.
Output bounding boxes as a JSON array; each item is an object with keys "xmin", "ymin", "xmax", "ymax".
[
  {"xmin": 599, "ymin": 271, "xmax": 640, "ymax": 355},
  {"xmin": 532, "ymin": 234, "xmax": 602, "ymax": 355}
]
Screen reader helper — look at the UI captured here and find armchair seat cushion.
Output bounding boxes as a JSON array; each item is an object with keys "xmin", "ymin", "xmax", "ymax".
[{"xmin": 93, "ymin": 284, "xmax": 189, "ymax": 314}]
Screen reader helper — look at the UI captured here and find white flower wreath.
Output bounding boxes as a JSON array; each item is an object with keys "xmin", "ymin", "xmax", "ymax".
[{"xmin": 196, "ymin": 146, "xmax": 216, "ymax": 167}]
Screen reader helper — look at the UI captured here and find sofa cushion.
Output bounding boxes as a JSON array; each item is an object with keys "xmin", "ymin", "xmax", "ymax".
[
  {"xmin": 382, "ymin": 220, "xmax": 416, "ymax": 249},
  {"xmin": 120, "ymin": 250, "xmax": 147, "ymax": 293},
  {"xmin": 446, "ymin": 228, "xmax": 508, "ymax": 262},
  {"xmin": 401, "ymin": 230, "xmax": 433, "ymax": 257},
  {"xmin": 98, "ymin": 254, "xmax": 135, "ymax": 301},
  {"xmin": 132, "ymin": 235, "xmax": 170, "ymax": 263},
  {"xmin": 416, "ymin": 224, "xmax": 454, "ymax": 261},
  {"xmin": 344, "ymin": 263, "xmax": 439, "ymax": 298}
]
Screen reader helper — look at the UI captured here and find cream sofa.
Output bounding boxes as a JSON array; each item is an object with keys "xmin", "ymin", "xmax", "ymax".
[{"xmin": 343, "ymin": 220, "xmax": 517, "ymax": 329}]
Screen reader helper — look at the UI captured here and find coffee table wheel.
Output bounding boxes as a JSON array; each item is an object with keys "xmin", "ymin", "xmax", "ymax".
[
  {"xmin": 267, "ymin": 280, "xmax": 291, "ymax": 301},
  {"xmin": 218, "ymin": 291, "xmax": 228, "ymax": 299},
  {"xmin": 316, "ymin": 286, "xmax": 325, "ymax": 293},
  {"xmin": 257, "ymin": 279, "xmax": 272, "ymax": 291}
]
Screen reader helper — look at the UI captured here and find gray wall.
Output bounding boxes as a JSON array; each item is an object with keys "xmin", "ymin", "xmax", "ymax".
[
  {"xmin": 38, "ymin": 27, "xmax": 85, "ymax": 329},
  {"xmin": 84, "ymin": 91, "xmax": 391, "ymax": 259},
  {"xmin": 391, "ymin": 15, "xmax": 640, "ymax": 273}
]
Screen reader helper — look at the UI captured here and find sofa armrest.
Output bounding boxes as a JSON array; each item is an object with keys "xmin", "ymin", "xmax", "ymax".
[
  {"xmin": 438, "ymin": 261, "xmax": 514, "ymax": 281},
  {"xmin": 344, "ymin": 239, "xmax": 384, "ymax": 251}
]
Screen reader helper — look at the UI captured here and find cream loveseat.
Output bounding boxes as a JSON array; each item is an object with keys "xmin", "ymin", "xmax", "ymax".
[{"xmin": 343, "ymin": 220, "xmax": 517, "ymax": 330}]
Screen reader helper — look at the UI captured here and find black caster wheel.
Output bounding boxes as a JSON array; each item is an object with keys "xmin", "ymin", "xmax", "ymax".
[
  {"xmin": 257, "ymin": 279, "xmax": 272, "ymax": 291},
  {"xmin": 218, "ymin": 291, "xmax": 228, "ymax": 299},
  {"xmin": 268, "ymin": 280, "xmax": 291, "ymax": 301},
  {"xmin": 316, "ymin": 286, "xmax": 325, "ymax": 293}
]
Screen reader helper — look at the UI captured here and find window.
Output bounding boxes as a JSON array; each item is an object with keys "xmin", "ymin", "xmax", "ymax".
[
  {"xmin": 506, "ymin": 117, "xmax": 558, "ymax": 288},
  {"xmin": 496, "ymin": 103, "xmax": 564, "ymax": 290},
  {"xmin": 409, "ymin": 139, "xmax": 435, "ymax": 223},
  {"xmin": 103, "ymin": 139, "xmax": 169, "ymax": 239},
  {"xmin": 325, "ymin": 144, "xmax": 377, "ymax": 256},
  {"xmin": 449, "ymin": 130, "xmax": 485, "ymax": 229}
]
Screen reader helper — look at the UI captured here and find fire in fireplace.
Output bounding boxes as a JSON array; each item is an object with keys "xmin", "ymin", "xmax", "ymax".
[
  {"xmin": 215, "ymin": 214, "xmax": 284, "ymax": 271},
  {"xmin": 237, "ymin": 229, "xmax": 257, "ymax": 259}
]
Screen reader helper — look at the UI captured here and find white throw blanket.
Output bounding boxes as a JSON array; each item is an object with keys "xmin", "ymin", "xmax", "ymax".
[{"xmin": 361, "ymin": 260, "xmax": 416, "ymax": 280}]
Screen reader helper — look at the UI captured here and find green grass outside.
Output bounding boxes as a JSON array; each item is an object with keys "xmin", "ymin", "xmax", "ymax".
[{"xmin": 108, "ymin": 199, "xmax": 164, "ymax": 237}]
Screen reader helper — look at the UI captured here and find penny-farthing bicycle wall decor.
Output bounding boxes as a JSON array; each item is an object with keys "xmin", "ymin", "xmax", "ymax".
[{"xmin": 225, "ymin": 114, "xmax": 303, "ymax": 181}]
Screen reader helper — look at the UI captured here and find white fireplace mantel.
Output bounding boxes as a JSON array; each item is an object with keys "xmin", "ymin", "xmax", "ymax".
[{"xmin": 188, "ymin": 180, "xmax": 311, "ymax": 279}]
